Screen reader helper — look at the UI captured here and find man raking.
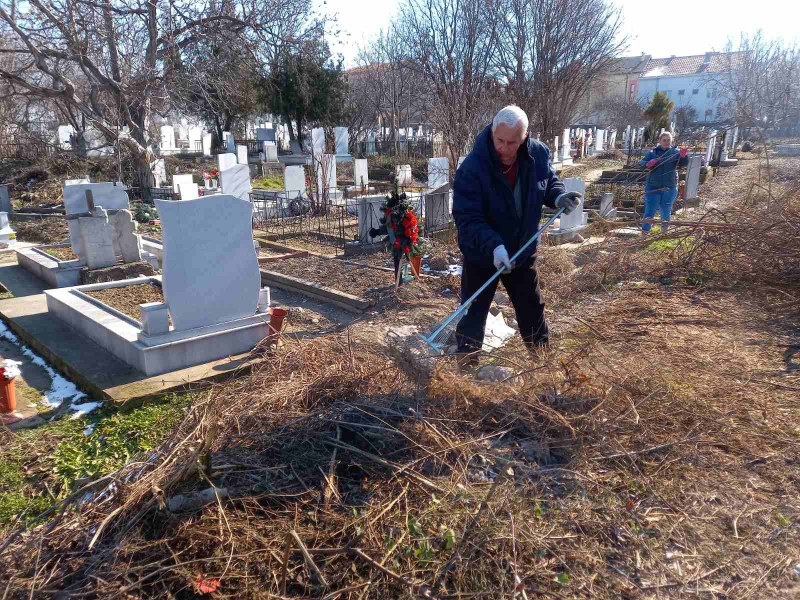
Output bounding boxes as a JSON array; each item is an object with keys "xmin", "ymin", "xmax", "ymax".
[{"xmin": 452, "ymin": 106, "xmax": 581, "ymax": 363}]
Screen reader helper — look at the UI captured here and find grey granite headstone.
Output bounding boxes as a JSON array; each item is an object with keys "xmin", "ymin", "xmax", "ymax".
[
  {"xmin": 684, "ymin": 155, "xmax": 702, "ymax": 200},
  {"xmin": 357, "ymin": 196, "xmax": 386, "ymax": 243},
  {"xmin": 64, "ymin": 182, "xmax": 129, "ymax": 255},
  {"xmin": 0, "ymin": 185, "xmax": 10, "ymax": 214},
  {"xmin": 79, "ymin": 207, "xmax": 117, "ymax": 269},
  {"xmin": 424, "ymin": 190, "xmax": 451, "ymax": 233},
  {"xmin": 284, "ymin": 166, "xmax": 306, "ymax": 198},
  {"xmin": 155, "ymin": 195, "xmax": 260, "ymax": 330},
  {"xmin": 334, "ymin": 127, "xmax": 349, "ymax": 155},
  {"xmin": 109, "ymin": 209, "xmax": 142, "ymax": 263}
]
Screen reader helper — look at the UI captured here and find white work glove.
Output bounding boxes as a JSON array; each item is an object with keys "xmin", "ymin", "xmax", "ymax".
[
  {"xmin": 493, "ymin": 245, "xmax": 514, "ymax": 272},
  {"xmin": 555, "ymin": 191, "xmax": 582, "ymax": 215}
]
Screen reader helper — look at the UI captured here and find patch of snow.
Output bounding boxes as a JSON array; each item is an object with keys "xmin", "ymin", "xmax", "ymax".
[
  {"xmin": 1, "ymin": 358, "xmax": 22, "ymax": 379},
  {"xmin": 482, "ymin": 311, "xmax": 516, "ymax": 352},
  {"xmin": 643, "ymin": 66, "xmax": 665, "ymax": 77},
  {"xmin": 447, "ymin": 264, "xmax": 462, "ymax": 276},
  {"xmin": 83, "ymin": 423, "xmax": 96, "ymax": 435},
  {"xmin": 70, "ymin": 401, "xmax": 102, "ymax": 419},
  {"xmin": 0, "ymin": 320, "xmax": 88, "ymax": 414}
]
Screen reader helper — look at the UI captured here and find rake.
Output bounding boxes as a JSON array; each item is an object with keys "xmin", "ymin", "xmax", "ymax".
[{"xmin": 417, "ymin": 207, "xmax": 565, "ymax": 354}]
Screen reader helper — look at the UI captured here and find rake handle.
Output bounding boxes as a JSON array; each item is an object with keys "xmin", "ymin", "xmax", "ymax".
[{"xmin": 425, "ymin": 207, "xmax": 565, "ymax": 343}]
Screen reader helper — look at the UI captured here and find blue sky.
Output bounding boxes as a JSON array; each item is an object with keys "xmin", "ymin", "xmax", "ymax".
[{"xmin": 318, "ymin": 0, "xmax": 800, "ymax": 67}]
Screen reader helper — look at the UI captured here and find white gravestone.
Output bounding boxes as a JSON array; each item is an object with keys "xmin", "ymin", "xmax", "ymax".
[
  {"xmin": 188, "ymin": 126, "xmax": 202, "ymax": 152},
  {"xmin": 427, "ymin": 157, "xmax": 449, "ymax": 190},
  {"xmin": 284, "ymin": 166, "xmax": 306, "ymax": 199},
  {"xmin": 155, "ymin": 195, "xmax": 260, "ymax": 331},
  {"xmin": 172, "ymin": 174, "xmax": 194, "ymax": 195},
  {"xmin": 263, "ymin": 142, "xmax": 278, "ymax": 162},
  {"xmin": 160, "ymin": 125, "xmax": 175, "ymax": 150},
  {"xmin": 0, "ymin": 185, "xmax": 10, "ymax": 214},
  {"xmin": 0, "ymin": 212, "xmax": 15, "ymax": 246},
  {"xmin": 57, "ymin": 124, "xmax": 74, "ymax": 149},
  {"xmin": 79, "ymin": 207, "xmax": 117, "ymax": 269},
  {"xmin": 354, "ymin": 159, "xmax": 369, "ymax": 188},
  {"xmin": 557, "ymin": 178, "xmax": 587, "ymax": 232},
  {"xmin": 236, "ymin": 144, "xmax": 248, "ymax": 165},
  {"xmin": 357, "ymin": 196, "xmax": 386, "ymax": 243},
  {"xmin": 178, "ymin": 182, "xmax": 200, "ymax": 200},
  {"xmin": 217, "ymin": 153, "xmax": 237, "ymax": 171},
  {"xmin": 457, "ymin": 156, "xmax": 466, "ymax": 170},
  {"xmin": 705, "ymin": 132, "xmax": 716, "ymax": 165},
  {"xmin": 64, "ymin": 178, "xmax": 90, "ymax": 185},
  {"xmin": 316, "ymin": 154, "xmax": 336, "ymax": 196},
  {"xmin": 151, "ymin": 158, "xmax": 166, "ymax": 188},
  {"xmin": 219, "ymin": 164, "xmax": 252, "ymax": 203},
  {"xmin": 108, "ymin": 210, "xmax": 142, "ymax": 262},
  {"xmin": 224, "ymin": 132, "xmax": 235, "ymax": 153},
  {"xmin": 684, "ymin": 155, "xmax": 702, "ymax": 201},
  {"xmin": 201, "ymin": 133, "xmax": 212, "ymax": 156},
  {"xmin": 595, "ymin": 130, "xmax": 605, "ymax": 152},
  {"xmin": 312, "ymin": 128, "xmax": 325, "ymax": 155},
  {"xmin": 64, "ymin": 183, "xmax": 129, "ymax": 256},
  {"xmin": 560, "ymin": 129, "xmax": 571, "ymax": 162},
  {"xmin": 334, "ymin": 127, "xmax": 349, "ymax": 155},
  {"xmin": 599, "ymin": 192, "xmax": 616, "ymax": 220},
  {"xmin": 396, "ymin": 165, "xmax": 413, "ymax": 186}
]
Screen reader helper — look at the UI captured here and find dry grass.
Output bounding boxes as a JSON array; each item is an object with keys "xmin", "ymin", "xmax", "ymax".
[
  {"xmin": 1, "ymin": 155, "xmax": 799, "ymax": 598},
  {"xmin": 13, "ymin": 218, "xmax": 69, "ymax": 245},
  {"xmin": 84, "ymin": 283, "xmax": 164, "ymax": 321}
]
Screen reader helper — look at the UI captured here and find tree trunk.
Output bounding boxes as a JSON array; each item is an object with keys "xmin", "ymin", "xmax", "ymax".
[{"xmin": 135, "ymin": 152, "xmax": 154, "ymax": 202}]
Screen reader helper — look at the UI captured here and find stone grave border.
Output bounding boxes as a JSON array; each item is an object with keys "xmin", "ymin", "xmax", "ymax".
[{"xmin": 16, "ymin": 243, "xmax": 83, "ymax": 287}]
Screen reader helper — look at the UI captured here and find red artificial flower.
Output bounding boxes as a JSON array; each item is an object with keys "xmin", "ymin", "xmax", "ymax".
[
  {"xmin": 403, "ymin": 244, "xmax": 411, "ymax": 254},
  {"xmin": 393, "ymin": 240, "xmax": 401, "ymax": 248}
]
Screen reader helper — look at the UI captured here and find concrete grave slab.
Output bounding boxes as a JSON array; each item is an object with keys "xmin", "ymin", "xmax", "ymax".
[
  {"xmin": 357, "ymin": 195, "xmax": 385, "ymax": 243},
  {"xmin": 684, "ymin": 155, "xmax": 702, "ymax": 201},
  {"xmin": 79, "ymin": 207, "xmax": 117, "ymax": 269},
  {"xmin": 335, "ymin": 127, "xmax": 349, "ymax": 155},
  {"xmin": 178, "ymin": 182, "xmax": 200, "ymax": 200},
  {"xmin": 236, "ymin": 144, "xmax": 248, "ymax": 165},
  {"xmin": 285, "ymin": 165, "xmax": 306, "ymax": 198},
  {"xmin": 64, "ymin": 182, "xmax": 129, "ymax": 256},
  {"xmin": 156, "ymin": 194, "xmax": 260, "ymax": 331}
]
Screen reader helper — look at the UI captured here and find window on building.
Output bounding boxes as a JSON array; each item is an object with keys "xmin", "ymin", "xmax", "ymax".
[
  {"xmin": 678, "ymin": 89, "xmax": 685, "ymax": 96},
  {"xmin": 692, "ymin": 89, "xmax": 699, "ymax": 95},
  {"xmin": 705, "ymin": 109, "xmax": 713, "ymax": 120}
]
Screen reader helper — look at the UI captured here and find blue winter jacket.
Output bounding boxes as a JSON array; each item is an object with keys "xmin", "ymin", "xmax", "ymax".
[
  {"xmin": 639, "ymin": 146, "xmax": 688, "ymax": 190},
  {"xmin": 453, "ymin": 125, "xmax": 565, "ymax": 268}
]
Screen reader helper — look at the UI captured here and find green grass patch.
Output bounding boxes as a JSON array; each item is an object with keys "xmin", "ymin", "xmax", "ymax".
[
  {"xmin": 252, "ymin": 174, "xmax": 285, "ymax": 190},
  {"xmin": 0, "ymin": 393, "xmax": 193, "ymax": 529}
]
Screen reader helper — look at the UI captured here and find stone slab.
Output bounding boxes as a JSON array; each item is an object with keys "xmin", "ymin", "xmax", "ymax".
[
  {"xmin": 64, "ymin": 183, "xmax": 129, "ymax": 256},
  {"xmin": 354, "ymin": 159, "xmax": 369, "ymax": 188},
  {"xmin": 178, "ymin": 182, "xmax": 200, "ymax": 200},
  {"xmin": 79, "ymin": 208, "xmax": 117, "ymax": 269},
  {"xmin": 15, "ymin": 245, "xmax": 83, "ymax": 288},
  {"xmin": 237, "ymin": 144, "xmax": 248, "ymax": 165},
  {"xmin": 156, "ymin": 195, "xmax": 260, "ymax": 331},
  {"xmin": 0, "ymin": 185, "xmax": 10, "ymax": 214},
  {"xmin": 334, "ymin": 127, "xmax": 349, "ymax": 155},
  {"xmin": 285, "ymin": 165, "xmax": 306, "ymax": 198}
]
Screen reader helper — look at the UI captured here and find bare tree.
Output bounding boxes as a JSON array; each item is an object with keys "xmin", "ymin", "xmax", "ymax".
[
  {"xmin": 715, "ymin": 32, "xmax": 800, "ymax": 135},
  {"xmin": 0, "ymin": 0, "xmax": 314, "ymax": 196},
  {"xmin": 398, "ymin": 0, "xmax": 501, "ymax": 165},
  {"xmin": 593, "ymin": 93, "xmax": 646, "ymax": 131},
  {"xmin": 495, "ymin": 0, "xmax": 627, "ymax": 140}
]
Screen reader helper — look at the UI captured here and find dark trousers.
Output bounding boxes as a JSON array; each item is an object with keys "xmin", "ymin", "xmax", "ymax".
[{"xmin": 455, "ymin": 260, "xmax": 548, "ymax": 353}]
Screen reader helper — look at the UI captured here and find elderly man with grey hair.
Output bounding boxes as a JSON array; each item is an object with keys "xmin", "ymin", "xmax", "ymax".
[{"xmin": 452, "ymin": 105, "xmax": 581, "ymax": 360}]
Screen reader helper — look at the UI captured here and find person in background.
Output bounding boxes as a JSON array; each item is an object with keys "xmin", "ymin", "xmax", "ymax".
[
  {"xmin": 452, "ymin": 106, "xmax": 581, "ymax": 362},
  {"xmin": 639, "ymin": 131, "xmax": 689, "ymax": 235}
]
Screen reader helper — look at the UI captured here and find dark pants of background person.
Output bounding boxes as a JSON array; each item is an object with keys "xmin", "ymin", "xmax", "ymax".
[{"xmin": 455, "ymin": 258, "xmax": 548, "ymax": 354}]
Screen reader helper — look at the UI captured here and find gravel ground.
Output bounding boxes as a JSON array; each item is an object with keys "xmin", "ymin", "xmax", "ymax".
[
  {"xmin": 40, "ymin": 246, "xmax": 76, "ymax": 261},
  {"xmin": 14, "ymin": 219, "xmax": 69, "ymax": 245},
  {"xmin": 265, "ymin": 255, "xmax": 398, "ymax": 297},
  {"xmin": 84, "ymin": 283, "xmax": 164, "ymax": 321}
]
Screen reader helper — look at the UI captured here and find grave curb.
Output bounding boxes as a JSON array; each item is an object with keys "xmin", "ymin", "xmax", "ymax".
[{"xmin": 260, "ymin": 269, "xmax": 371, "ymax": 314}]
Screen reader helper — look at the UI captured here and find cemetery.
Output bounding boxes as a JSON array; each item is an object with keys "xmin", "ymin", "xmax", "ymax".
[{"xmin": 1, "ymin": 0, "xmax": 799, "ymax": 595}]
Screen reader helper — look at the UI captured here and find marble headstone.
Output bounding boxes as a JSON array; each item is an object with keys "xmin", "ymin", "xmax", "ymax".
[
  {"xmin": 217, "ymin": 153, "xmax": 237, "ymax": 171},
  {"xmin": 558, "ymin": 178, "xmax": 587, "ymax": 231},
  {"xmin": 160, "ymin": 125, "xmax": 175, "ymax": 150},
  {"xmin": 108, "ymin": 210, "xmax": 142, "ymax": 262},
  {"xmin": 236, "ymin": 145, "xmax": 248, "ymax": 165},
  {"xmin": 201, "ymin": 133, "xmax": 212, "ymax": 156},
  {"xmin": 178, "ymin": 182, "xmax": 200, "ymax": 200},
  {"xmin": 219, "ymin": 164, "xmax": 252, "ymax": 203},
  {"xmin": 79, "ymin": 207, "xmax": 117, "ymax": 269},
  {"xmin": 155, "ymin": 195, "xmax": 260, "ymax": 331},
  {"xmin": 151, "ymin": 158, "xmax": 166, "ymax": 188},
  {"xmin": 172, "ymin": 174, "xmax": 194, "ymax": 195},
  {"xmin": 263, "ymin": 142, "xmax": 278, "ymax": 162},
  {"xmin": 427, "ymin": 157, "xmax": 449, "ymax": 190},
  {"xmin": 64, "ymin": 182, "xmax": 129, "ymax": 255},
  {"xmin": 354, "ymin": 159, "xmax": 369, "ymax": 188},
  {"xmin": 224, "ymin": 132, "xmax": 235, "ymax": 153},
  {"xmin": 560, "ymin": 129, "xmax": 571, "ymax": 161},
  {"xmin": 284, "ymin": 166, "xmax": 306, "ymax": 198},
  {"xmin": 396, "ymin": 165, "xmax": 413, "ymax": 186},
  {"xmin": 311, "ymin": 128, "xmax": 325, "ymax": 155},
  {"xmin": 334, "ymin": 127, "xmax": 349, "ymax": 155}
]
